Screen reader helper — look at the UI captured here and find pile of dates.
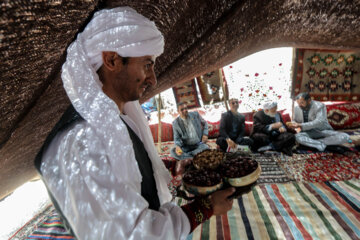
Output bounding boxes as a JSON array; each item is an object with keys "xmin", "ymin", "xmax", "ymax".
[
  {"xmin": 183, "ymin": 169, "xmax": 222, "ymax": 187},
  {"xmin": 218, "ymin": 155, "xmax": 258, "ymax": 178},
  {"xmin": 193, "ymin": 149, "xmax": 224, "ymax": 169}
]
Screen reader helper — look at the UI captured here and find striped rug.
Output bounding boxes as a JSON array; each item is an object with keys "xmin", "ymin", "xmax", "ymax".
[
  {"xmin": 26, "ymin": 208, "xmax": 74, "ymax": 240},
  {"xmin": 187, "ymin": 180, "xmax": 360, "ymax": 240}
]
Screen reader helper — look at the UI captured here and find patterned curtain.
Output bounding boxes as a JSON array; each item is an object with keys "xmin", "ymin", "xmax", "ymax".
[
  {"xmin": 196, "ymin": 69, "xmax": 227, "ymax": 105},
  {"xmin": 292, "ymin": 48, "xmax": 360, "ymax": 101},
  {"xmin": 172, "ymin": 79, "xmax": 201, "ymax": 109}
]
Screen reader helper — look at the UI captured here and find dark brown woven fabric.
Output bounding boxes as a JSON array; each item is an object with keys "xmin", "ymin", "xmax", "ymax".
[{"xmin": 1, "ymin": 0, "xmax": 360, "ymax": 199}]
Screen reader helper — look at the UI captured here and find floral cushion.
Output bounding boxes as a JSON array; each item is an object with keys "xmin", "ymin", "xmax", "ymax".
[
  {"xmin": 207, "ymin": 120, "xmax": 220, "ymax": 138},
  {"xmin": 326, "ymin": 102, "xmax": 360, "ymax": 130}
]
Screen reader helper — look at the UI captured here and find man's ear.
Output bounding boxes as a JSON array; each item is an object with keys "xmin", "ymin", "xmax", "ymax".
[{"xmin": 102, "ymin": 51, "xmax": 122, "ymax": 71}]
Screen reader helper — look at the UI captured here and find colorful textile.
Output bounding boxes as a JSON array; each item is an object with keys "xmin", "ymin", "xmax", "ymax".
[
  {"xmin": 292, "ymin": 48, "xmax": 360, "ymax": 101},
  {"xmin": 9, "ymin": 205, "xmax": 54, "ymax": 240},
  {"xmin": 254, "ymin": 153, "xmax": 293, "ymax": 184},
  {"xmin": 327, "ymin": 102, "xmax": 360, "ymax": 130},
  {"xmin": 274, "ymin": 152, "xmax": 360, "ymax": 182},
  {"xmin": 149, "ymin": 121, "xmax": 174, "ymax": 143},
  {"xmin": 207, "ymin": 120, "xmax": 220, "ymax": 138},
  {"xmin": 173, "ymin": 79, "xmax": 201, "ymax": 109},
  {"xmin": 26, "ymin": 206, "xmax": 75, "ymax": 240},
  {"xmin": 181, "ymin": 197, "xmax": 214, "ymax": 232},
  {"xmin": 196, "ymin": 69, "xmax": 226, "ymax": 105},
  {"xmin": 187, "ymin": 180, "xmax": 360, "ymax": 240}
]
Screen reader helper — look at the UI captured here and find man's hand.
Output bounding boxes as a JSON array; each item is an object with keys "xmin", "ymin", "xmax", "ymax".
[
  {"xmin": 176, "ymin": 146, "xmax": 183, "ymax": 155},
  {"xmin": 202, "ymin": 135, "xmax": 208, "ymax": 143},
  {"xmin": 271, "ymin": 122, "xmax": 283, "ymax": 129},
  {"xmin": 210, "ymin": 188, "xmax": 235, "ymax": 215},
  {"xmin": 226, "ymin": 138, "xmax": 236, "ymax": 149},
  {"xmin": 175, "ymin": 158, "xmax": 192, "ymax": 176},
  {"xmin": 279, "ymin": 126, "xmax": 286, "ymax": 133}
]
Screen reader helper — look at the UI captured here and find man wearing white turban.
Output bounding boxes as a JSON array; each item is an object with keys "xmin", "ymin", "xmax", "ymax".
[
  {"xmin": 35, "ymin": 7, "xmax": 234, "ymax": 240},
  {"xmin": 251, "ymin": 101, "xmax": 296, "ymax": 156}
]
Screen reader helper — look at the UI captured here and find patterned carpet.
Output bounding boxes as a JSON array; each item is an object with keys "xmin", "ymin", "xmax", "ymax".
[{"xmin": 274, "ymin": 152, "xmax": 360, "ymax": 182}]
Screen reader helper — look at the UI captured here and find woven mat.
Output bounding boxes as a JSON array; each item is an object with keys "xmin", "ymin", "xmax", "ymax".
[
  {"xmin": 172, "ymin": 79, "xmax": 201, "ymax": 109},
  {"xmin": 187, "ymin": 180, "xmax": 360, "ymax": 240},
  {"xmin": 24, "ymin": 206, "xmax": 75, "ymax": 240},
  {"xmin": 292, "ymin": 48, "xmax": 360, "ymax": 101},
  {"xmin": 8, "ymin": 204, "xmax": 54, "ymax": 240},
  {"xmin": 274, "ymin": 152, "xmax": 360, "ymax": 182}
]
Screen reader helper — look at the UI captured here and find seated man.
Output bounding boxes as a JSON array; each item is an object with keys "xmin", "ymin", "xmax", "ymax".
[
  {"xmin": 251, "ymin": 101, "xmax": 295, "ymax": 156},
  {"xmin": 171, "ymin": 102, "xmax": 209, "ymax": 160},
  {"xmin": 289, "ymin": 92, "xmax": 350, "ymax": 153},
  {"xmin": 216, "ymin": 98, "xmax": 253, "ymax": 152}
]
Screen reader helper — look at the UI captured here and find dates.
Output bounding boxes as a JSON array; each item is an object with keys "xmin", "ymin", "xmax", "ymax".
[
  {"xmin": 183, "ymin": 169, "xmax": 222, "ymax": 187},
  {"xmin": 219, "ymin": 156, "xmax": 258, "ymax": 178},
  {"xmin": 193, "ymin": 149, "xmax": 224, "ymax": 169}
]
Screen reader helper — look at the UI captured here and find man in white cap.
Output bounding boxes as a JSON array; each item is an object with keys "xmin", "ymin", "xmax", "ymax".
[
  {"xmin": 250, "ymin": 101, "xmax": 295, "ymax": 156},
  {"xmin": 35, "ymin": 7, "xmax": 234, "ymax": 239},
  {"xmin": 289, "ymin": 92, "xmax": 349, "ymax": 153}
]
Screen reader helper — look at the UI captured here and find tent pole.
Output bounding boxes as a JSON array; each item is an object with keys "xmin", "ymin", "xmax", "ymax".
[
  {"xmin": 220, "ymin": 69, "xmax": 229, "ymax": 110},
  {"xmin": 157, "ymin": 93, "xmax": 162, "ymax": 152}
]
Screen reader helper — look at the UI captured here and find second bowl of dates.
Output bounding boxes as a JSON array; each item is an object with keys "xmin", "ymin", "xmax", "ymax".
[
  {"xmin": 182, "ymin": 169, "xmax": 223, "ymax": 196},
  {"xmin": 219, "ymin": 155, "xmax": 261, "ymax": 187},
  {"xmin": 192, "ymin": 149, "xmax": 224, "ymax": 170}
]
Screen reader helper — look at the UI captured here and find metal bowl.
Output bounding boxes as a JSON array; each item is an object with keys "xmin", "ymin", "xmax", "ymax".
[
  {"xmin": 225, "ymin": 165, "xmax": 261, "ymax": 187},
  {"xmin": 183, "ymin": 181, "xmax": 223, "ymax": 196}
]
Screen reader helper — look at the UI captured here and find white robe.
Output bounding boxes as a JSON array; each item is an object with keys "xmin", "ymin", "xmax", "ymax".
[{"xmin": 41, "ymin": 103, "xmax": 191, "ymax": 239}]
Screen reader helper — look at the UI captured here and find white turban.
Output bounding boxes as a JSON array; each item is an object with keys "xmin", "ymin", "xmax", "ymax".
[
  {"xmin": 263, "ymin": 101, "xmax": 277, "ymax": 110},
  {"xmin": 83, "ymin": 7, "xmax": 164, "ymax": 71}
]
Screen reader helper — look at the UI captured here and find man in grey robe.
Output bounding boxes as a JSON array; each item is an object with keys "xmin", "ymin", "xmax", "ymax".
[
  {"xmin": 290, "ymin": 92, "xmax": 350, "ymax": 152},
  {"xmin": 171, "ymin": 102, "xmax": 209, "ymax": 160}
]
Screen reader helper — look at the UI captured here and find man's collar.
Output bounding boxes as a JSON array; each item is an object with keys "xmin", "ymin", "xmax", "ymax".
[{"xmin": 180, "ymin": 115, "xmax": 188, "ymax": 120}]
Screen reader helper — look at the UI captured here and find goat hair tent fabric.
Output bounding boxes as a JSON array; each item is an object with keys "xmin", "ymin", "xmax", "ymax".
[{"xmin": 292, "ymin": 48, "xmax": 360, "ymax": 101}]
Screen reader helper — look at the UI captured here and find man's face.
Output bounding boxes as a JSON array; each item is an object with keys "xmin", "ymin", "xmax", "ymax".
[
  {"xmin": 296, "ymin": 97, "xmax": 310, "ymax": 110},
  {"xmin": 229, "ymin": 99, "xmax": 239, "ymax": 111},
  {"xmin": 111, "ymin": 55, "xmax": 157, "ymax": 102},
  {"xmin": 178, "ymin": 104, "xmax": 188, "ymax": 118},
  {"xmin": 265, "ymin": 106, "xmax": 277, "ymax": 117}
]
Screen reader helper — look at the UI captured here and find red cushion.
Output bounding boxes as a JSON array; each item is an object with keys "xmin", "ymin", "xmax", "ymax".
[
  {"xmin": 245, "ymin": 121, "xmax": 253, "ymax": 136},
  {"xmin": 326, "ymin": 102, "xmax": 360, "ymax": 130},
  {"xmin": 243, "ymin": 112, "xmax": 255, "ymax": 122},
  {"xmin": 282, "ymin": 113, "xmax": 291, "ymax": 124},
  {"xmin": 207, "ymin": 120, "xmax": 220, "ymax": 138},
  {"xmin": 150, "ymin": 122, "xmax": 174, "ymax": 142}
]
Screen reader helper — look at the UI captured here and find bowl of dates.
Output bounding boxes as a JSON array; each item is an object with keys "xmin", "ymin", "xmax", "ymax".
[
  {"xmin": 193, "ymin": 149, "xmax": 224, "ymax": 170},
  {"xmin": 182, "ymin": 169, "xmax": 223, "ymax": 195},
  {"xmin": 219, "ymin": 155, "xmax": 261, "ymax": 187}
]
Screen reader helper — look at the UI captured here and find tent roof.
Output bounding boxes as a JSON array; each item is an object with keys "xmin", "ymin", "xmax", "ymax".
[{"xmin": 1, "ymin": 0, "xmax": 360, "ymax": 199}]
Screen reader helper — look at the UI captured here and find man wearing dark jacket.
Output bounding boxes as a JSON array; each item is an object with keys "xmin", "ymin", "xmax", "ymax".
[
  {"xmin": 216, "ymin": 98, "xmax": 253, "ymax": 152},
  {"xmin": 251, "ymin": 101, "xmax": 295, "ymax": 156}
]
